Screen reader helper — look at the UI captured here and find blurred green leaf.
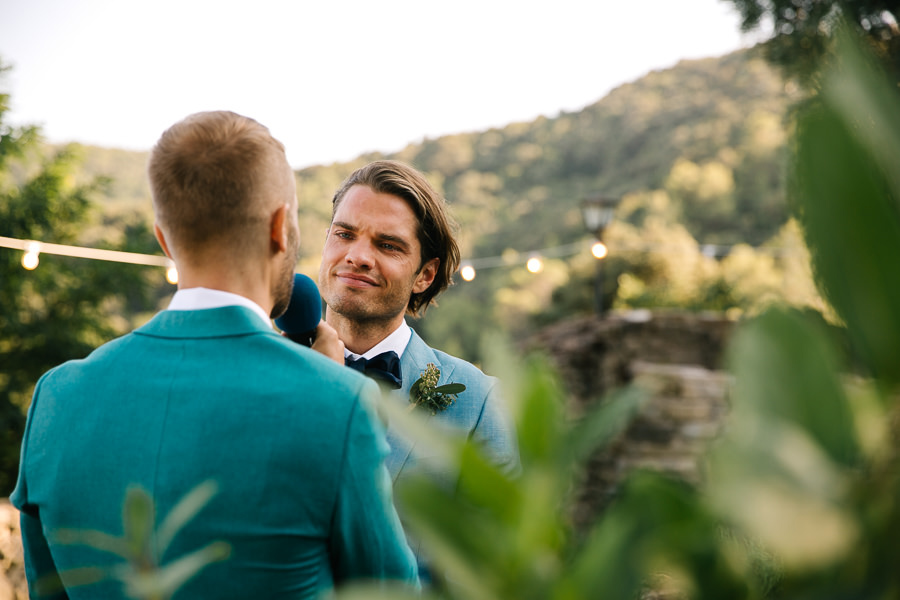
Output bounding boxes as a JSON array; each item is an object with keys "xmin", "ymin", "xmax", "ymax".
[
  {"xmin": 572, "ymin": 472, "xmax": 748, "ymax": 600},
  {"xmin": 515, "ymin": 356, "xmax": 566, "ymax": 467},
  {"xmin": 122, "ymin": 541, "xmax": 231, "ymax": 600},
  {"xmin": 715, "ymin": 309, "xmax": 861, "ymax": 570},
  {"xmin": 455, "ymin": 443, "xmax": 522, "ymax": 525},
  {"xmin": 336, "ymin": 582, "xmax": 441, "ymax": 600},
  {"xmin": 433, "ymin": 383, "xmax": 466, "ymax": 395},
  {"xmin": 793, "ymin": 27, "xmax": 900, "ymax": 386},
  {"xmin": 726, "ymin": 308, "xmax": 859, "ymax": 467},
  {"xmin": 707, "ymin": 427, "xmax": 859, "ymax": 571},
  {"xmin": 565, "ymin": 385, "xmax": 645, "ymax": 466},
  {"xmin": 156, "ymin": 479, "xmax": 218, "ymax": 555},
  {"xmin": 53, "ymin": 528, "xmax": 130, "ymax": 558},
  {"xmin": 36, "ymin": 567, "xmax": 107, "ymax": 596},
  {"xmin": 379, "ymin": 394, "xmax": 461, "ymax": 474},
  {"xmin": 122, "ymin": 486, "xmax": 155, "ymax": 561},
  {"xmin": 823, "ymin": 27, "xmax": 900, "ymax": 202},
  {"xmin": 397, "ymin": 477, "xmax": 504, "ymax": 600}
]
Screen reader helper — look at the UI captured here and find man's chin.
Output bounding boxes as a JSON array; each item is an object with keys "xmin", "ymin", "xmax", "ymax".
[{"xmin": 328, "ymin": 299, "xmax": 379, "ymax": 322}]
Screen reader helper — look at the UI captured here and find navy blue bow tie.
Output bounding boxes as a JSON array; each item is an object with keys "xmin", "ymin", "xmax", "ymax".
[{"xmin": 345, "ymin": 351, "xmax": 402, "ymax": 389}]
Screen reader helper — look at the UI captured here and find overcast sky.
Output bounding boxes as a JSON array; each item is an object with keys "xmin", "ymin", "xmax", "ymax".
[{"xmin": 0, "ymin": 0, "xmax": 761, "ymax": 169}]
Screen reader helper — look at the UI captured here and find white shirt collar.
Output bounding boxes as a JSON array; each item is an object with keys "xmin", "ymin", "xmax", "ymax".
[
  {"xmin": 166, "ymin": 287, "xmax": 272, "ymax": 328},
  {"xmin": 345, "ymin": 320, "xmax": 412, "ymax": 361}
]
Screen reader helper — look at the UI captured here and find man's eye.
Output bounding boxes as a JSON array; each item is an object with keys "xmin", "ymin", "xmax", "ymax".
[{"xmin": 335, "ymin": 231, "xmax": 352, "ymax": 240}]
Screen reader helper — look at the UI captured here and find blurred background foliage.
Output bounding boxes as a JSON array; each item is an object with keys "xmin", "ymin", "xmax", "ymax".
[
  {"xmin": 0, "ymin": 66, "xmax": 161, "ymax": 494},
  {"xmin": 341, "ymin": 20, "xmax": 900, "ymax": 600},
  {"xmin": 726, "ymin": 0, "xmax": 900, "ymax": 89}
]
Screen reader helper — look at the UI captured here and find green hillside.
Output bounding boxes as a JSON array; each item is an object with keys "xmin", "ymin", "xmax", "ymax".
[{"xmin": 295, "ymin": 46, "xmax": 794, "ymax": 257}]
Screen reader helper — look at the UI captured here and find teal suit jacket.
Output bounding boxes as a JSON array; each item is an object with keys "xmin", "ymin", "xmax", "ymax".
[
  {"xmin": 385, "ymin": 330, "xmax": 519, "ymax": 483},
  {"xmin": 12, "ymin": 306, "xmax": 417, "ymax": 599}
]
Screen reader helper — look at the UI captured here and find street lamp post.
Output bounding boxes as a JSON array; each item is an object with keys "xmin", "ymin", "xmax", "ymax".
[{"xmin": 580, "ymin": 195, "xmax": 619, "ymax": 317}]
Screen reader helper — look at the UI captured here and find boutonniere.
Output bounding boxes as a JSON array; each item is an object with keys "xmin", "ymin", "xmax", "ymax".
[{"xmin": 409, "ymin": 363, "xmax": 466, "ymax": 414}]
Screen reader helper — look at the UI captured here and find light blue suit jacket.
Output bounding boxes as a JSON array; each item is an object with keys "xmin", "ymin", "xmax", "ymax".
[
  {"xmin": 385, "ymin": 329, "xmax": 519, "ymax": 484},
  {"xmin": 12, "ymin": 306, "xmax": 417, "ymax": 599}
]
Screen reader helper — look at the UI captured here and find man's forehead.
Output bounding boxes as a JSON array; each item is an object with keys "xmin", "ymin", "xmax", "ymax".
[{"xmin": 335, "ymin": 189, "xmax": 417, "ymax": 229}]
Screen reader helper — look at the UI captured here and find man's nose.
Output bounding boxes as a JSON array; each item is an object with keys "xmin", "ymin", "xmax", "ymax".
[{"xmin": 344, "ymin": 239, "xmax": 373, "ymax": 268}]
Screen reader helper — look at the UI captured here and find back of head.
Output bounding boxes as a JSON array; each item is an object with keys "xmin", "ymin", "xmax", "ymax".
[
  {"xmin": 332, "ymin": 160, "xmax": 461, "ymax": 316},
  {"xmin": 148, "ymin": 111, "xmax": 290, "ymax": 257}
]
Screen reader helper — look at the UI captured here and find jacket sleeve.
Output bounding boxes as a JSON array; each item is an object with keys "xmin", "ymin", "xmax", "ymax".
[
  {"xmin": 18, "ymin": 510, "xmax": 68, "ymax": 599},
  {"xmin": 329, "ymin": 380, "xmax": 420, "ymax": 588},
  {"xmin": 11, "ymin": 376, "xmax": 70, "ymax": 600}
]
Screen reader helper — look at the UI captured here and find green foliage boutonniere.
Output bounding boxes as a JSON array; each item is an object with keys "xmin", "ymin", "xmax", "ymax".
[{"xmin": 409, "ymin": 363, "xmax": 466, "ymax": 414}]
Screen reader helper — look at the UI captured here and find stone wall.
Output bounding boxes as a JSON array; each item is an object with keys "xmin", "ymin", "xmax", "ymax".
[
  {"xmin": 527, "ymin": 310, "xmax": 737, "ymax": 528},
  {"xmin": 527, "ymin": 310, "xmax": 734, "ymax": 409}
]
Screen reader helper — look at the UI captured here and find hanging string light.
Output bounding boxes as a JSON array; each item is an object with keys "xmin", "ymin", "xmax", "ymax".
[
  {"xmin": 2, "ymin": 234, "xmax": 798, "ymax": 284},
  {"xmin": 21, "ymin": 241, "xmax": 40, "ymax": 270},
  {"xmin": 526, "ymin": 254, "xmax": 544, "ymax": 273},
  {"xmin": 0, "ymin": 235, "xmax": 175, "ymax": 282},
  {"xmin": 460, "ymin": 263, "xmax": 476, "ymax": 281},
  {"xmin": 165, "ymin": 265, "xmax": 179, "ymax": 285}
]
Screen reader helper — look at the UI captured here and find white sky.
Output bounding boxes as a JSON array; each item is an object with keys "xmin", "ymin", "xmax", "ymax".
[{"xmin": 0, "ymin": 0, "xmax": 759, "ymax": 169}]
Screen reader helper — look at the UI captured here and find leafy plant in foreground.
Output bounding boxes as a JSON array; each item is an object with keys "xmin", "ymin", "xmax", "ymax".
[
  {"xmin": 41, "ymin": 480, "xmax": 230, "ymax": 600},
  {"xmin": 339, "ymin": 22, "xmax": 900, "ymax": 600}
]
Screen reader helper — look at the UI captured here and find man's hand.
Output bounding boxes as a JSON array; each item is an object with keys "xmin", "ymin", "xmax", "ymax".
[{"xmin": 310, "ymin": 320, "xmax": 345, "ymax": 364}]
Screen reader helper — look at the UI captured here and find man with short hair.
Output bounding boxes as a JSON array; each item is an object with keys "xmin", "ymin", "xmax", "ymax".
[
  {"xmin": 318, "ymin": 159, "xmax": 519, "ymax": 485},
  {"xmin": 12, "ymin": 112, "xmax": 418, "ymax": 599}
]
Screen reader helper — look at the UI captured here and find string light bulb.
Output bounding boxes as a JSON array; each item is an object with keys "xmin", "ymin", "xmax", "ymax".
[
  {"xmin": 21, "ymin": 242, "xmax": 40, "ymax": 270},
  {"xmin": 591, "ymin": 241, "xmax": 608, "ymax": 259},
  {"xmin": 165, "ymin": 263, "xmax": 179, "ymax": 285},
  {"xmin": 526, "ymin": 255, "xmax": 544, "ymax": 274},
  {"xmin": 460, "ymin": 264, "xmax": 476, "ymax": 281}
]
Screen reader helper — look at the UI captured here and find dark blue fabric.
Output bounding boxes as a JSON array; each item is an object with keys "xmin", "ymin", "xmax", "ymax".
[{"xmin": 346, "ymin": 351, "xmax": 402, "ymax": 389}]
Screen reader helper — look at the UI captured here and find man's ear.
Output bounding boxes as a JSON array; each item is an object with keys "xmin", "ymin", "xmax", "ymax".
[
  {"xmin": 154, "ymin": 224, "xmax": 173, "ymax": 259},
  {"xmin": 270, "ymin": 203, "xmax": 289, "ymax": 252},
  {"xmin": 412, "ymin": 257, "xmax": 439, "ymax": 293}
]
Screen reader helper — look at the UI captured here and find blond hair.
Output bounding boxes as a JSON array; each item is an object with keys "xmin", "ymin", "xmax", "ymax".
[{"xmin": 148, "ymin": 111, "xmax": 289, "ymax": 254}]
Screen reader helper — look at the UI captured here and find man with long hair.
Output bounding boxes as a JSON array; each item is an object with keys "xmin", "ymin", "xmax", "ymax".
[{"xmin": 318, "ymin": 160, "xmax": 519, "ymax": 577}]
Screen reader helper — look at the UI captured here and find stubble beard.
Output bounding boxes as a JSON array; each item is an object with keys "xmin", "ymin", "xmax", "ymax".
[
  {"xmin": 270, "ymin": 227, "xmax": 300, "ymax": 319},
  {"xmin": 321, "ymin": 275, "xmax": 411, "ymax": 330}
]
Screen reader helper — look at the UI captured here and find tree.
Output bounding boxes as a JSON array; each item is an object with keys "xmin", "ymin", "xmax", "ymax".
[
  {"xmin": 726, "ymin": 0, "xmax": 900, "ymax": 86},
  {"xmin": 0, "ymin": 61, "xmax": 156, "ymax": 494}
]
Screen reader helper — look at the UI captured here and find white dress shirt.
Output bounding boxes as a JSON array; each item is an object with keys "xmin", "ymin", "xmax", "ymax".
[{"xmin": 345, "ymin": 320, "xmax": 412, "ymax": 361}]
